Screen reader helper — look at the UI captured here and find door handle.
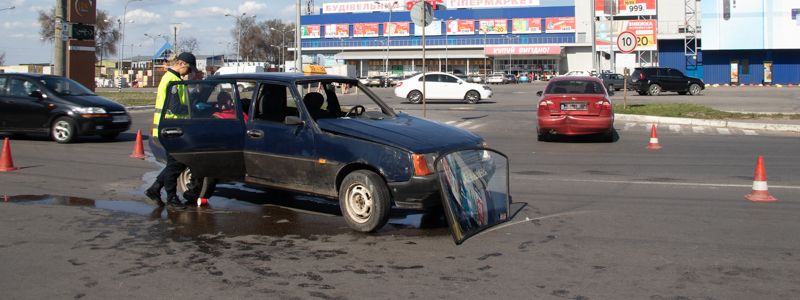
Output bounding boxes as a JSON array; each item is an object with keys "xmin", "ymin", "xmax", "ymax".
[
  {"xmin": 161, "ymin": 127, "xmax": 183, "ymax": 137},
  {"xmin": 247, "ymin": 129, "xmax": 264, "ymax": 138}
]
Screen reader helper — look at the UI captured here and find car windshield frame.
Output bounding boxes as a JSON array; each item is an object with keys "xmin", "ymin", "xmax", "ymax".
[{"xmin": 39, "ymin": 76, "xmax": 95, "ymax": 96}]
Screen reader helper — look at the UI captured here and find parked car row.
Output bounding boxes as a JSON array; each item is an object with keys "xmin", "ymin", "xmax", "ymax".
[{"xmin": 562, "ymin": 67, "xmax": 705, "ymax": 96}]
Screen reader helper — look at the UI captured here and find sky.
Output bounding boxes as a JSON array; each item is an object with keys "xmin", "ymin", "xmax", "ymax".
[{"xmin": 0, "ymin": 0, "xmax": 299, "ymax": 65}]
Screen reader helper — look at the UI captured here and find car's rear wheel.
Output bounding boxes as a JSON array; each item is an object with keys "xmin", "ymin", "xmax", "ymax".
[
  {"xmin": 51, "ymin": 117, "xmax": 77, "ymax": 143},
  {"xmin": 339, "ymin": 170, "xmax": 391, "ymax": 233},
  {"xmin": 648, "ymin": 84, "xmax": 662, "ymax": 96},
  {"xmin": 537, "ymin": 129, "xmax": 550, "ymax": 142},
  {"xmin": 407, "ymin": 90, "xmax": 423, "ymax": 104},
  {"xmin": 688, "ymin": 83, "xmax": 702, "ymax": 95},
  {"xmin": 178, "ymin": 168, "xmax": 216, "ymax": 205},
  {"xmin": 464, "ymin": 90, "xmax": 480, "ymax": 104}
]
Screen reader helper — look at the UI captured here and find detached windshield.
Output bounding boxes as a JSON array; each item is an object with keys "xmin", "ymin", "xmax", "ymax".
[
  {"xmin": 40, "ymin": 77, "xmax": 95, "ymax": 96},
  {"xmin": 294, "ymin": 80, "xmax": 395, "ymax": 121},
  {"xmin": 546, "ymin": 80, "xmax": 605, "ymax": 94}
]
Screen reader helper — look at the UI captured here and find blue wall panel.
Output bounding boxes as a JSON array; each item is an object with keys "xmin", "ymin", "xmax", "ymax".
[{"xmin": 700, "ymin": 50, "xmax": 800, "ymax": 84}]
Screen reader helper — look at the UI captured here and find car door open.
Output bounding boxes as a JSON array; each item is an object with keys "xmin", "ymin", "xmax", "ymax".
[
  {"xmin": 157, "ymin": 80, "xmax": 246, "ymax": 180},
  {"xmin": 435, "ymin": 148, "xmax": 518, "ymax": 245}
]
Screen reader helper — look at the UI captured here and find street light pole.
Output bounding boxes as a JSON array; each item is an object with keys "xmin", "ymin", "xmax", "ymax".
[
  {"xmin": 445, "ymin": 17, "xmax": 452, "ymax": 73},
  {"xmin": 225, "ymin": 12, "xmax": 247, "ymax": 65},
  {"xmin": 481, "ymin": 27, "xmax": 488, "ymax": 79},
  {"xmin": 119, "ymin": 0, "xmax": 142, "ymax": 91},
  {"xmin": 271, "ymin": 27, "xmax": 294, "ymax": 71},
  {"xmin": 376, "ymin": 1, "xmax": 397, "ymax": 86}
]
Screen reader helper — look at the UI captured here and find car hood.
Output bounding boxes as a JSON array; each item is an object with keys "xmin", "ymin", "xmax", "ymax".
[
  {"xmin": 316, "ymin": 112, "xmax": 483, "ymax": 153},
  {"xmin": 59, "ymin": 95, "xmax": 127, "ymax": 111}
]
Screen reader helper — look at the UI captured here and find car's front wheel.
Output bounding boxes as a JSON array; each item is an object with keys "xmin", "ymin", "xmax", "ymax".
[
  {"xmin": 178, "ymin": 168, "xmax": 216, "ymax": 204},
  {"xmin": 688, "ymin": 83, "xmax": 702, "ymax": 95},
  {"xmin": 51, "ymin": 117, "xmax": 77, "ymax": 143},
  {"xmin": 407, "ymin": 90, "xmax": 423, "ymax": 104},
  {"xmin": 339, "ymin": 170, "xmax": 391, "ymax": 233},
  {"xmin": 464, "ymin": 90, "xmax": 480, "ymax": 104},
  {"xmin": 648, "ymin": 84, "xmax": 662, "ymax": 96}
]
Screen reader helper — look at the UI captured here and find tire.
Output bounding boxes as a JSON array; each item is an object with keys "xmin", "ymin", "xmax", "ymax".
[
  {"xmin": 51, "ymin": 117, "xmax": 77, "ymax": 143},
  {"xmin": 688, "ymin": 83, "xmax": 702, "ymax": 95},
  {"xmin": 648, "ymin": 84, "xmax": 662, "ymax": 96},
  {"xmin": 178, "ymin": 168, "xmax": 217, "ymax": 203},
  {"xmin": 600, "ymin": 130, "xmax": 615, "ymax": 143},
  {"xmin": 537, "ymin": 129, "xmax": 549, "ymax": 142},
  {"xmin": 339, "ymin": 170, "xmax": 391, "ymax": 233},
  {"xmin": 407, "ymin": 90, "xmax": 423, "ymax": 104},
  {"xmin": 464, "ymin": 90, "xmax": 480, "ymax": 104},
  {"xmin": 100, "ymin": 132, "xmax": 120, "ymax": 140}
]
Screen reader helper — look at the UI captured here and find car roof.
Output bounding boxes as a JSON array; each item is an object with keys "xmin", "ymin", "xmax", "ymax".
[
  {"xmin": 209, "ymin": 72, "xmax": 354, "ymax": 83},
  {"xmin": 0, "ymin": 73, "xmax": 61, "ymax": 79},
  {"xmin": 550, "ymin": 76, "xmax": 603, "ymax": 82}
]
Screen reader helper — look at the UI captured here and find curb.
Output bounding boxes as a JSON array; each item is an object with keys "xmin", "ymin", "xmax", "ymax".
[
  {"xmin": 616, "ymin": 114, "xmax": 800, "ymax": 133},
  {"xmin": 127, "ymin": 105, "xmax": 154, "ymax": 111}
]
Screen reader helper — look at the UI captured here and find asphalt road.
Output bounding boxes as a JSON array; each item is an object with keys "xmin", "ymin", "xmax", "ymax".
[{"xmin": 2, "ymin": 84, "xmax": 799, "ymax": 299}]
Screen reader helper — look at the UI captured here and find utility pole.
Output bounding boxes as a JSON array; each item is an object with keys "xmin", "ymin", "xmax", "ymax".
[
  {"xmin": 54, "ymin": 0, "xmax": 66, "ymax": 76},
  {"xmin": 591, "ymin": 0, "xmax": 597, "ymax": 72}
]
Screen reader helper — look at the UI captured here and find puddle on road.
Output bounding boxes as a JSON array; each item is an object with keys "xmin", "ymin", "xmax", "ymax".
[{"xmin": 2, "ymin": 191, "xmax": 449, "ymax": 240}]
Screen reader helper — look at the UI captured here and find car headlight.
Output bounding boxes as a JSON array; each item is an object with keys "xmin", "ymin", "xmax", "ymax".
[{"xmin": 73, "ymin": 107, "xmax": 107, "ymax": 114}]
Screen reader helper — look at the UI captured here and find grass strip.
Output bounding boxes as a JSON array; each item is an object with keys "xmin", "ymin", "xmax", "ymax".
[
  {"xmin": 613, "ymin": 103, "xmax": 800, "ymax": 120},
  {"xmin": 96, "ymin": 91, "xmax": 156, "ymax": 107}
]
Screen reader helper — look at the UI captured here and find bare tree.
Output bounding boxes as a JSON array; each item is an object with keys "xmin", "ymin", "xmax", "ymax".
[
  {"xmin": 231, "ymin": 17, "xmax": 295, "ymax": 64},
  {"xmin": 37, "ymin": 8, "xmax": 120, "ymax": 61},
  {"xmin": 0, "ymin": 52, "xmax": 5, "ymax": 66},
  {"xmin": 178, "ymin": 37, "xmax": 199, "ymax": 53}
]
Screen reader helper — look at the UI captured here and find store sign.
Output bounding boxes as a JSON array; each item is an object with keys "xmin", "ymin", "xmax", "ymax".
[
  {"xmin": 484, "ymin": 45, "xmax": 561, "ymax": 55},
  {"xmin": 384, "ymin": 22, "xmax": 410, "ymax": 36},
  {"xmin": 324, "ymin": 24, "xmax": 350, "ymax": 38},
  {"xmin": 301, "ymin": 25, "xmax": 321, "ymax": 39},
  {"xmin": 545, "ymin": 17, "xmax": 575, "ymax": 33},
  {"xmin": 595, "ymin": 0, "xmax": 656, "ymax": 17},
  {"xmin": 446, "ymin": 20, "xmax": 475, "ymax": 35},
  {"xmin": 353, "ymin": 23, "xmax": 380, "ymax": 37},
  {"xmin": 478, "ymin": 19, "xmax": 509, "ymax": 34},
  {"xmin": 323, "ymin": 0, "xmax": 540, "ymax": 14},
  {"xmin": 511, "ymin": 18, "xmax": 542, "ymax": 34}
]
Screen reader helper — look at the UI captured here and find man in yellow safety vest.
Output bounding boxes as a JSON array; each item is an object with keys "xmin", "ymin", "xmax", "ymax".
[{"xmin": 145, "ymin": 52, "xmax": 197, "ymax": 206}]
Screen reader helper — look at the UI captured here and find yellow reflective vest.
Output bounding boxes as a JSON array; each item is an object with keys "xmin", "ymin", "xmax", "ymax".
[{"xmin": 151, "ymin": 69, "xmax": 187, "ymax": 137}]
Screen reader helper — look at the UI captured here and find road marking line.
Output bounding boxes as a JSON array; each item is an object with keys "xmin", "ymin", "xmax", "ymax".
[
  {"xmin": 455, "ymin": 121, "xmax": 473, "ymax": 128},
  {"xmin": 669, "ymin": 125, "xmax": 682, "ymax": 133},
  {"xmin": 692, "ymin": 126, "xmax": 705, "ymax": 134},
  {"xmin": 445, "ymin": 121, "xmax": 457, "ymax": 125},
  {"xmin": 516, "ymin": 175, "xmax": 800, "ymax": 190},
  {"xmin": 468, "ymin": 123, "xmax": 485, "ymax": 130},
  {"xmin": 716, "ymin": 128, "xmax": 732, "ymax": 135},
  {"xmin": 743, "ymin": 130, "xmax": 758, "ymax": 136},
  {"xmin": 624, "ymin": 123, "xmax": 636, "ymax": 131}
]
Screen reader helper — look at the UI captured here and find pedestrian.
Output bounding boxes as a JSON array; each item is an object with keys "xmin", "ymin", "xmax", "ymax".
[{"xmin": 145, "ymin": 52, "xmax": 198, "ymax": 207}]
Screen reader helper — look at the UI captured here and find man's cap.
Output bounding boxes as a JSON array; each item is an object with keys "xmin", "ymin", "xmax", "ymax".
[{"xmin": 176, "ymin": 52, "xmax": 198, "ymax": 73}]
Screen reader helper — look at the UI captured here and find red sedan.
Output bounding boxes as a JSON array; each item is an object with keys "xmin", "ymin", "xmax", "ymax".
[{"xmin": 536, "ymin": 76, "xmax": 614, "ymax": 142}]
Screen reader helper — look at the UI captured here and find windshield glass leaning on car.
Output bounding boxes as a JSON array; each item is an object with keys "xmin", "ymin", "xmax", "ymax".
[
  {"xmin": 546, "ymin": 80, "xmax": 605, "ymax": 95},
  {"xmin": 40, "ymin": 77, "xmax": 95, "ymax": 96},
  {"xmin": 295, "ymin": 80, "xmax": 394, "ymax": 121}
]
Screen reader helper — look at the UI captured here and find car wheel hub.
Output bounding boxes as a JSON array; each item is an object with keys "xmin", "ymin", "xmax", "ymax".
[
  {"xmin": 346, "ymin": 184, "xmax": 373, "ymax": 223},
  {"xmin": 53, "ymin": 121, "xmax": 71, "ymax": 140}
]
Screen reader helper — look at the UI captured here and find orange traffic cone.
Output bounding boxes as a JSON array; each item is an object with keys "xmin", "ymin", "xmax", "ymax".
[
  {"xmin": 197, "ymin": 197, "xmax": 209, "ymax": 207},
  {"xmin": 646, "ymin": 124, "xmax": 662, "ymax": 150},
  {"xmin": 130, "ymin": 129, "xmax": 146, "ymax": 159},
  {"xmin": 745, "ymin": 155, "xmax": 777, "ymax": 202},
  {"xmin": 0, "ymin": 138, "xmax": 19, "ymax": 172}
]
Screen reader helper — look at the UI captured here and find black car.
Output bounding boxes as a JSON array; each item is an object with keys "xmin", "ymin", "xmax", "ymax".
[
  {"xmin": 151, "ymin": 73, "xmax": 509, "ymax": 237},
  {"xmin": 598, "ymin": 73, "xmax": 625, "ymax": 91},
  {"xmin": 0, "ymin": 73, "xmax": 131, "ymax": 143},
  {"xmin": 629, "ymin": 67, "xmax": 705, "ymax": 96}
]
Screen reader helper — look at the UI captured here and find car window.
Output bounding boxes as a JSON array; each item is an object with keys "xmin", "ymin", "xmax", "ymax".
[
  {"xmin": 419, "ymin": 74, "xmax": 440, "ymax": 82},
  {"xmin": 0, "ymin": 77, "xmax": 6, "ymax": 95},
  {"xmin": 252, "ymin": 83, "xmax": 296, "ymax": 123},
  {"xmin": 8, "ymin": 79, "xmax": 41, "ymax": 99},
  {"xmin": 39, "ymin": 76, "xmax": 94, "ymax": 96},
  {"xmin": 546, "ymin": 80, "xmax": 605, "ymax": 94},
  {"xmin": 295, "ymin": 79, "xmax": 392, "ymax": 121},
  {"xmin": 236, "ymin": 81, "xmax": 256, "ymax": 116},
  {"xmin": 441, "ymin": 74, "xmax": 459, "ymax": 83},
  {"xmin": 166, "ymin": 82, "xmax": 240, "ymax": 120}
]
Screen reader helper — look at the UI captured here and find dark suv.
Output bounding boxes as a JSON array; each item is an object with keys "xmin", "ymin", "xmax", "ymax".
[
  {"xmin": 629, "ymin": 67, "xmax": 705, "ymax": 96},
  {"xmin": 0, "ymin": 73, "xmax": 131, "ymax": 143}
]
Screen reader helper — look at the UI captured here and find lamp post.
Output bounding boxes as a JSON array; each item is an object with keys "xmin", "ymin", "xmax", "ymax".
[
  {"xmin": 271, "ymin": 27, "xmax": 295, "ymax": 71},
  {"xmin": 224, "ymin": 12, "xmax": 247, "ymax": 64},
  {"xmin": 119, "ymin": 0, "xmax": 142, "ymax": 91},
  {"xmin": 480, "ymin": 26, "xmax": 488, "ymax": 79},
  {"xmin": 445, "ymin": 17, "xmax": 455, "ymax": 73},
  {"xmin": 144, "ymin": 33, "xmax": 166, "ymax": 87},
  {"xmin": 375, "ymin": 1, "xmax": 397, "ymax": 86}
]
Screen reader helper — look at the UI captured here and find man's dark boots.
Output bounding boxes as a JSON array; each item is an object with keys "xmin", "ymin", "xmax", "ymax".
[
  {"xmin": 145, "ymin": 184, "xmax": 164, "ymax": 206},
  {"xmin": 166, "ymin": 195, "xmax": 185, "ymax": 207}
]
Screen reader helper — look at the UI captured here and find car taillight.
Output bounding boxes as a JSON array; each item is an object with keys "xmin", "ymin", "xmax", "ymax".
[
  {"xmin": 538, "ymin": 100, "xmax": 554, "ymax": 111},
  {"xmin": 595, "ymin": 100, "xmax": 611, "ymax": 109},
  {"xmin": 412, "ymin": 154, "xmax": 433, "ymax": 176}
]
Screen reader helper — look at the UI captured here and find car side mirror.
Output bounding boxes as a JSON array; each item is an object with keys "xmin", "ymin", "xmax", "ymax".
[
  {"xmin": 284, "ymin": 115, "xmax": 305, "ymax": 126},
  {"xmin": 536, "ymin": 91, "xmax": 543, "ymax": 97},
  {"xmin": 29, "ymin": 90, "xmax": 45, "ymax": 99}
]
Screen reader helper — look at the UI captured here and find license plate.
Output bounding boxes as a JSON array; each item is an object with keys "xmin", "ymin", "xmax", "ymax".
[
  {"xmin": 112, "ymin": 115, "xmax": 130, "ymax": 123},
  {"xmin": 561, "ymin": 102, "xmax": 586, "ymax": 111}
]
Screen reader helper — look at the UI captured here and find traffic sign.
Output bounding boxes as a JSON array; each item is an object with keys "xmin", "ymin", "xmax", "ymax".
[
  {"xmin": 617, "ymin": 31, "xmax": 637, "ymax": 53},
  {"xmin": 410, "ymin": 1, "xmax": 433, "ymax": 28}
]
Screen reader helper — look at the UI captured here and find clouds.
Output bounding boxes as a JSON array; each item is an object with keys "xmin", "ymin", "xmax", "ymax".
[
  {"xmin": 238, "ymin": 1, "xmax": 266, "ymax": 14},
  {"xmin": 174, "ymin": 6, "xmax": 233, "ymax": 19},
  {"xmin": 125, "ymin": 9, "xmax": 161, "ymax": 24}
]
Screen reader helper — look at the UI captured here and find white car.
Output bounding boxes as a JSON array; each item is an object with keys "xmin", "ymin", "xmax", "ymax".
[
  {"xmin": 561, "ymin": 70, "xmax": 597, "ymax": 77},
  {"xmin": 486, "ymin": 73, "xmax": 506, "ymax": 84},
  {"xmin": 394, "ymin": 72, "xmax": 492, "ymax": 104}
]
